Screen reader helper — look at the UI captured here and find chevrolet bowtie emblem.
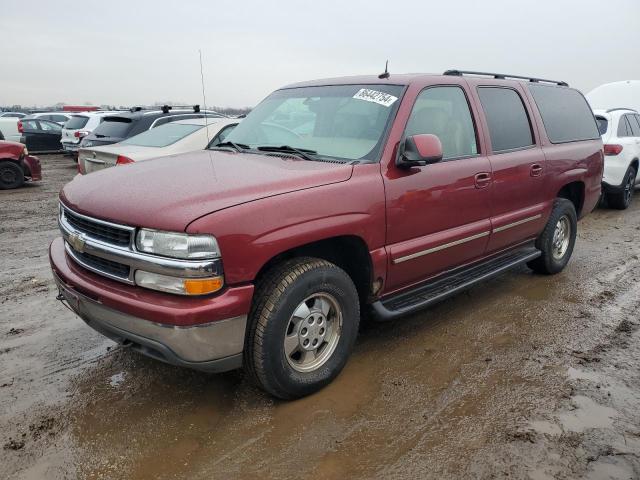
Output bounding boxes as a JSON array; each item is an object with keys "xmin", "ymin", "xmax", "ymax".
[{"xmin": 68, "ymin": 232, "xmax": 86, "ymax": 253}]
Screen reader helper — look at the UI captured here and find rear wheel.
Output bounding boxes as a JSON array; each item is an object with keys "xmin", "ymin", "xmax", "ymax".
[
  {"xmin": 527, "ymin": 198, "xmax": 577, "ymax": 275},
  {"xmin": 245, "ymin": 257, "xmax": 360, "ymax": 399},
  {"xmin": 606, "ymin": 166, "xmax": 636, "ymax": 210},
  {"xmin": 0, "ymin": 161, "xmax": 24, "ymax": 189}
]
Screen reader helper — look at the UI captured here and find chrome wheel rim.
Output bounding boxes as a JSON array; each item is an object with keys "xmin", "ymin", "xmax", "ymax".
[
  {"xmin": 624, "ymin": 171, "xmax": 635, "ymax": 205},
  {"xmin": 552, "ymin": 215, "xmax": 571, "ymax": 260},
  {"xmin": 284, "ymin": 293, "xmax": 342, "ymax": 373}
]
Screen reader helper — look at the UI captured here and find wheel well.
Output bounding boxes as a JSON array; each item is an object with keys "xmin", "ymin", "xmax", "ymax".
[
  {"xmin": 557, "ymin": 182, "xmax": 585, "ymax": 216},
  {"xmin": 254, "ymin": 236, "xmax": 373, "ymax": 304}
]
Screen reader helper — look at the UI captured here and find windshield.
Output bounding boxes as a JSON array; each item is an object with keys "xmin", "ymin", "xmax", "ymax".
[
  {"xmin": 120, "ymin": 123, "xmax": 203, "ymax": 147},
  {"xmin": 223, "ymin": 84, "xmax": 404, "ymax": 161}
]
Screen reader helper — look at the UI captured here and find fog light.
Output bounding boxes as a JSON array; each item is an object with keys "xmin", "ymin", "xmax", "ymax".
[{"xmin": 134, "ymin": 270, "xmax": 224, "ymax": 295}]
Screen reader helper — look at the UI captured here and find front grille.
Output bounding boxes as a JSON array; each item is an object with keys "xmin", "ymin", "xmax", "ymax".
[
  {"xmin": 73, "ymin": 250, "xmax": 131, "ymax": 279},
  {"xmin": 64, "ymin": 209, "xmax": 131, "ymax": 247}
]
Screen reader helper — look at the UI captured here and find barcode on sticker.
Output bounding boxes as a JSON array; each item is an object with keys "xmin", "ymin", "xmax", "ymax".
[{"xmin": 352, "ymin": 89, "xmax": 398, "ymax": 107}]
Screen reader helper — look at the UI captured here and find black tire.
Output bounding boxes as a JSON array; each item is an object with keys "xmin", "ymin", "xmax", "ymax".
[
  {"xmin": 0, "ymin": 161, "xmax": 24, "ymax": 190},
  {"xmin": 527, "ymin": 198, "xmax": 577, "ymax": 275},
  {"xmin": 606, "ymin": 166, "xmax": 636, "ymax": 210},
  {"xmin": 245, "ymin": 257, "xmax": 360, "ymax": 399}
]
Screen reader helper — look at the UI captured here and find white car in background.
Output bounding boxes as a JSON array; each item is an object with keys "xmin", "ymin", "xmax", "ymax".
[
  {"xmin": 0, "ymin": 117, "xmax": 21, "ymax": 142},
  {"xmin": 21, "ymin": 112, "xmax": 73, "ymax": 125},
  {"xmin": 0, "ymin": 112, "xmax": 26, "ymax": 118},
  {"xmin": 61, "ymin": 111, "xmax": 123, "ymax": 155},
  {"xmin": 78, "ymin": 117, "xmax": 239, "ymax": 175},
  {"xmin": 593, "ymin": 108, "xmax": 640, "ymax": 209}
]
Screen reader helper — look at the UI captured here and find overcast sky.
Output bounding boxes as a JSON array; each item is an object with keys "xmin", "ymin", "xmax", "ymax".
[{"xmin": 1, "ymin": 0, "xmax": 639, "ymax": 108}]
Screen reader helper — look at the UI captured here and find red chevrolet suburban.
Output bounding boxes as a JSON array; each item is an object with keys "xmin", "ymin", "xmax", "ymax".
[{"xmin": 50, "ymin": 70, "xmax": 603, "ymax": 398}]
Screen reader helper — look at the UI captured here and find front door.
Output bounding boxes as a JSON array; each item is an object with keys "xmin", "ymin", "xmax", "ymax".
[{"xmin": 383, "ymin": 85, "xmax": 493, "ymax": 292}]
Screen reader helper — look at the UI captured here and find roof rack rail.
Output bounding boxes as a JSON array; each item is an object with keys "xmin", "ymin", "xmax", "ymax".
[
  {"xmin": 128, "ymin": 104, "xmax": 210, "ymax": 114},
  {"xmin": 443, "ymin": 70, "xmax": 569, "ymax": 87},
  {"xmin": 605, "ymin": 107, "xmax": 638, "ymax": 113}
]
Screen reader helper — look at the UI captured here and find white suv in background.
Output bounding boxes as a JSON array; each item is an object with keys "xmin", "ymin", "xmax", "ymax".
[
  {"xmin": 593, "ymin": 108, "xmax": 640, "ymax": 209},
  {"xmin": 61, "ymin": 111, "xmax": 122, "ymax": 155}
]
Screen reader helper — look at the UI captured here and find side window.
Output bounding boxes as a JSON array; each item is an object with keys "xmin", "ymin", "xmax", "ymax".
[
  {"xmin": 617, "ymin": 116, "xmax": 631, "ymax": 137},
  {"xmin": 404, "ymin": 86, "xmax": 478, "ymax": 160},
  {"xmin": 626, "ymin": 114, "xmax": 640, "ymax": 137},
  {"xmin": 51, "ymin": 115, "xmax": 68, "ymax": 123},
  {"xmin": 208, "ymin": 123, "xmax": 237, "ymax": 147},
  {"xmin": 528, "ymin": 84, "xmax": 600, "ymax": 143},
  {"xmin": 477, "ymin": 87, "xmax": 534, "ymax": 152}
]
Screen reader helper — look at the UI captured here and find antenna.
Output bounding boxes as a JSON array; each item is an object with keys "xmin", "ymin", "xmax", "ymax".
[
  {"xmin": 378, "ymin": 60, "xmax": 390, "ymax": 79},
  {"xmin": 199, "ymin": 49, "xmax": 211, "ymax": 145}
]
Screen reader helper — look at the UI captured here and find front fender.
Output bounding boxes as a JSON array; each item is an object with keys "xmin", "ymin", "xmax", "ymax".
[{"xmin": 186, "ymin": 164, "xmax": 386, "ymax": 285}]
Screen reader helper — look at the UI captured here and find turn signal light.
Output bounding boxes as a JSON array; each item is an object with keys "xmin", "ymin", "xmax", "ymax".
[
  {"xmin": 604, "ymin": 144, "xmax": 623, "ymax": 156},
  {"xmin": 17, "ymin": 120, "xmax": 23, "ymax": 133},
  {"xmin": 183, "ymin": 276, "xmax": 224, "ymax": 295},
  {"xmin": 116, "ymin": 155, "xmax": 134, "ymax": 165}
]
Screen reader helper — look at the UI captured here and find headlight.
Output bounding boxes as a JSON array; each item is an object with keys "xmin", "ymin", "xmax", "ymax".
[
  {"xmin": 23, "ymin": 146, "xmax": 28, "ymax": 156},
  {"xmin": 136, "ymin": 229, "xmax": 220, "ymax": 259},
  {"xmin": 135, "ymin": 270, "xmax": 224, "ymax": 296}
]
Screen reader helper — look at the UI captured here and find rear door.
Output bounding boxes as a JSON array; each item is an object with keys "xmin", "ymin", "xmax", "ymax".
[
  {"xmin": 473, "ymin": 85, "xmax": 547, "ymax": 253},
  {"xmin": 21, "ymin": 119, "xmax": 44, "ymax": 150},
  {"xmin": 38, "ymin": 120, "xmax": 63, "ymax": 150}
]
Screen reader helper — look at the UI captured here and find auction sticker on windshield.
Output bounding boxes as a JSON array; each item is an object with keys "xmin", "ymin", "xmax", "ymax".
[{"xmin": 353, "ymin": 89, "xmax": 398, "ymax": 107}]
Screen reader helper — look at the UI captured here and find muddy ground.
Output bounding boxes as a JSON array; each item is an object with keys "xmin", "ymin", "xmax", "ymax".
[{"xmin": 1, "ymin": 154, "xmax": 639, "ymax": 479}]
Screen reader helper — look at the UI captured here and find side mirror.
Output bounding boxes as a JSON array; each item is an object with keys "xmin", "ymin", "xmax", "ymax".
[{"xmin": 397, "ymin": 134, "xmax": 443, "ymax": 168}]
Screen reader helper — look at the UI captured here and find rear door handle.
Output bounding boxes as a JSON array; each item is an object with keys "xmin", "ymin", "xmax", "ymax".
[
  {"xmin": 530, "ymin": 164, "xmax": 543, "ymax": 177},
  {"xmin": 474, "ymin": 172, "xmax": 492, "ymax": 189}
]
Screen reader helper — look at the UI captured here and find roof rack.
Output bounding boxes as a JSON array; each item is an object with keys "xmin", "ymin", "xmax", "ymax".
[
  {"xmin": 443, "ymin": 70, "xmax": 569, "ymax": 87},
  {"xmin": 605, "ymin": 107, "xmax": 638, "ymax": 114},
  {"xmin": 128, "ymin": 104, "xmax": 206, "ymax": 113}
]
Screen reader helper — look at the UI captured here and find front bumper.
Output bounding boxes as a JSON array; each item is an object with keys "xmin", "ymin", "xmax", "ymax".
[{"xmin": 50, "ymin": 237, "xmax": 254, "ymax": 372}]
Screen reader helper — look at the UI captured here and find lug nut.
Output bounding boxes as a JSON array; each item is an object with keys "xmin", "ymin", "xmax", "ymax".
[
  {"xmin": 319, "ymin": 328, "xmax": 325, "ymax": 335},
  {"xmin": 303, "ymin": 339, "xmax": 309, "ymax": 347},
  {"xmin": 301, "ymin": 328, "xmax": 307, "ymax": 335}
]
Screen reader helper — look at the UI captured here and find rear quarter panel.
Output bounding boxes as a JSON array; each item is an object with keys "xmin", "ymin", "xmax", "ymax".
[{"xmin": 521, "ymin": 87, "xmax": 603, "ymax": 219}]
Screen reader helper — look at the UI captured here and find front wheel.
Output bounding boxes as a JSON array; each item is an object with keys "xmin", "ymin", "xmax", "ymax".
[
  {"xmin": 0, "ymin": 161, "xmax": 24, "ymax": 190},
  {"xmin": 527, "ymin": 198, "xmax": 577, "ymax": 275},
  {"xmin": 607, "ymin": 166, "xmax": 636, "ymax": 210},
  {"xmin": 245, "ymin": 257, "xmax": 360, "ymax": 399}
]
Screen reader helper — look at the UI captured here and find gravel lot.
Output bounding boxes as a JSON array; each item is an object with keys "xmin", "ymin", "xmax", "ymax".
[{"xmin": 1, "ymin": 154, "xmax": 639, "ymax": 479}]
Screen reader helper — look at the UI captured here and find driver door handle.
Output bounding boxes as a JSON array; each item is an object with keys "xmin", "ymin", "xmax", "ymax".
[
  {"xmin": 474, "ymin": 172, "xmax": 492, "ymax": 189},
  {"xmin": 530, "ymin": 164, "xmax": 543, "ymax": 177}
]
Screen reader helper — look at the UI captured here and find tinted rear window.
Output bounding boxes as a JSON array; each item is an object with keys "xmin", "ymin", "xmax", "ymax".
[
  {"xmin": 477, "ymin": 87, "xmax": 534, "ymax": 152},
  {"xmin": 595, "ymin": 116, "xmax": 608, "ymax": 135},
  {"xmin": 121, "ymin": 123, "xmax": 203, "ymax": 147},
  {"xmin": 65, "ymin": 116, "xmax": 89, "ymax": 129},
  {"xmin": 92, "ymin": 117, "xmax": 134, "ymax": 138},
  {"xmin": 528, "ymin": 84, "xmax": 599, "ymax": 143}
]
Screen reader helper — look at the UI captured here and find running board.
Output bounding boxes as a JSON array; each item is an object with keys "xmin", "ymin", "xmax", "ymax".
[{"xmin": 371, "ymin": 247, "xmax": 541, "ymax": 321}]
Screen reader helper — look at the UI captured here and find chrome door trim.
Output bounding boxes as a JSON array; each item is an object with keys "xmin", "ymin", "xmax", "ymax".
[
  {"xmin": 393, "ymin": 231, "xmax": 491, "ymax": 264},
  {"xmin": 492, "ymin": 214, "xmax": 542, "ymax": 233}
]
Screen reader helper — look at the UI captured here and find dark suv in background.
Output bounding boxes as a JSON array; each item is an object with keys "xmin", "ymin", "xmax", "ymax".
[{"xmin": 80, "ymin": 105, "xmax": 225, "ymax": 148}]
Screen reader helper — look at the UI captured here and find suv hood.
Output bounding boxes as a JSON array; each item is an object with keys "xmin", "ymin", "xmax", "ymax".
[{"xmin": 60, "ymin": 150, "xmax": 353, "ymax": 231}]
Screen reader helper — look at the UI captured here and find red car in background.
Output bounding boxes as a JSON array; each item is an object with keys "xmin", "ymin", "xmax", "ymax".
[{"xmin": 0, "ymin": 141, "xmax": 42, "ymax": 189}]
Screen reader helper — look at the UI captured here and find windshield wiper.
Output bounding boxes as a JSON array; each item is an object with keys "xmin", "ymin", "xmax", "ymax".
[
  {"xmin": 210, "ymin": 141, "xmax": 249, "ymax": 152},
  {"xmin": 256, "ymin": 145, "xmax": 317, "ymax": 160}
]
